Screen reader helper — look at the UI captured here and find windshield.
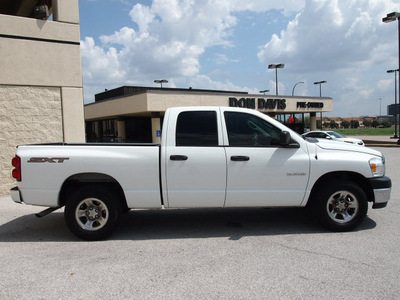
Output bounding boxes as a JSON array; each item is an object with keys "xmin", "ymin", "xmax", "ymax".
[{"xmin": 327, "ymin": 131, "xmax": 345, "ymax": 138}]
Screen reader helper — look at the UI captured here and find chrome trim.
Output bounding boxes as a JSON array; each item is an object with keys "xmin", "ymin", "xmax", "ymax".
[
  {"xmin": 373, "ymin": 188, "xmax": 391, "ymax": 204},
  {"xmin": 10, "ymin": 187, "xmax": 22, "ymax": 203}
]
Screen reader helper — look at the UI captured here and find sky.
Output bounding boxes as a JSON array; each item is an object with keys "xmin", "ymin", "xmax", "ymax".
[{"xmin": 78, "ymin": 0, "xmax": 399, "ymax": 117}]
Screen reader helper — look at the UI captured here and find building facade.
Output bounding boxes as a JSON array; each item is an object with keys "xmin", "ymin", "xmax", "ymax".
[
  {"xmin": 0, "ymin": 0, "xmax": 85, "ymax": 195},
  {"xmin": 85, "ymin": 86, "xmax": 333, "ymax": 144}
]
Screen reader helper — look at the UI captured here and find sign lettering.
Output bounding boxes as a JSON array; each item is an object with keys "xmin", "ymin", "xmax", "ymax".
[
  {"xmin": 297, "ymin": 102, "xmax": 324, "ymax": 108},
  {"xmin": 229, "ymin": 97, "xmax": 286, "ymax": 110}
]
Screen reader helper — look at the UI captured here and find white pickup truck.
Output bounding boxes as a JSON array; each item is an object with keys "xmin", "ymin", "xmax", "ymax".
[{"xmin": 10, "ymin": 107, "xmax": 391, "ymax": 240}]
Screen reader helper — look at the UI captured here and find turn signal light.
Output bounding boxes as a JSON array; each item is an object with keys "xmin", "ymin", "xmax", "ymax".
[{"xmin": 11, "ymin": 156, "xmax": 21, "ymax": 181}]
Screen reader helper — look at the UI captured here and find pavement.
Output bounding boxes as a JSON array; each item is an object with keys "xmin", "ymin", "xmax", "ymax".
[{"xmin": 0, "ymin": 146, "xmax": 399, "ymax": 299}]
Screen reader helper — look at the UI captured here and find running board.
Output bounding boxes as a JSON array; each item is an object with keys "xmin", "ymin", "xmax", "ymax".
[{"xmin": 35, "ymin": 207, "xmax": 60, "ymax": 218}]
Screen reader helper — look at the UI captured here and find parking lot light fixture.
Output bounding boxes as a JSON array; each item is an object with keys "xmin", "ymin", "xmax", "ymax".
[
  {"xmin": 387, "ymin": 69, "xmax": 399, "ymax": 138},
  {"xmin": 314, "ymin": 80, "xmax": 327, "ymax": 130},
  {"xmin": 383, "ymin": 12, "xmax": 400, "ymax": 144},
  {"xmin": 268, "ymin": 64, "xmax": 285, "ymax": 95},
  {"xmin": 154, "ymin": 79, "xmax": 168, "ymax": 88},
  {"xmin": 292, "ymin": 81, "xmax": 304, "ymax": 96}
]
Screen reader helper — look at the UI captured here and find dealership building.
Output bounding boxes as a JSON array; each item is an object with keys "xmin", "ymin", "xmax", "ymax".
[{"xmin": 85, "ymin": 86, "xmax": 333, "ymax": 143}]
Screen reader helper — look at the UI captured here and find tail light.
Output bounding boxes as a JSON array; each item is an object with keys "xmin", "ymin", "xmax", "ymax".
[{"xmin": 12, "ymin": 155, "xmax": 21, "ymax": 181}]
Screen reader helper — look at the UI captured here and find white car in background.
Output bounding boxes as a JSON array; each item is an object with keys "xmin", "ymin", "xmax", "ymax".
[{"xmin": 302, "ymin": 131, "xmax": 365, "ymax": 146}]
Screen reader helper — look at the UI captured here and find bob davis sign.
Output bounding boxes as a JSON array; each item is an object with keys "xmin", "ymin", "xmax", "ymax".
[{"xmin": 229, "ymin": 97, "xmax": 325, "ymax": 112}]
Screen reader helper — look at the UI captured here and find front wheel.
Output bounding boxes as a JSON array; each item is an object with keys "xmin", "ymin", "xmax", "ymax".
[
  {"xmin": 64, "ymin": 185, "xmax": 122, "ymax": 240},
  {"xmin": 313, "ymin": 181, "xmax": 368, "ymax": 232}
]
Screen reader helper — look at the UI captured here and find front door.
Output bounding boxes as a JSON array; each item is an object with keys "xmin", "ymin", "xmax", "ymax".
[{"xmin": 223, "ymin": 111, "xmax": 310, "ymax": 207}]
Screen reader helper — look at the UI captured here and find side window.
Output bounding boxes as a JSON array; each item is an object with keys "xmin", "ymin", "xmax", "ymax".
[
  {"xmin": 316, "ymin": 132, "xmax": 327, "ymax": 138},
  {"xmin": 307, "ymin": 132, "xmax": 317, "ymax": 138},
  {"xmin": 224, "ymin": 112, "xmax": 282, "ymax": 147},
  {"xmin": 176, "ymin": 111, "xmax": 218, "ymax": 146}
]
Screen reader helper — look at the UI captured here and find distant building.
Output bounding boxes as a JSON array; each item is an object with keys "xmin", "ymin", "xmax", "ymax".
[
  {"xmin": 85, "ymin": 86, "xmax": 333, "ymax": 143},
  {"xmin": 388, "ymin": 104, "xmax": 400, "ymax": 117}
]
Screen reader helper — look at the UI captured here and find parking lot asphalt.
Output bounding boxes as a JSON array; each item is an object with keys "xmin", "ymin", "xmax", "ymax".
[{"xmin": 0, "ymin": 146, "xmax": 399, "ymax": 299}]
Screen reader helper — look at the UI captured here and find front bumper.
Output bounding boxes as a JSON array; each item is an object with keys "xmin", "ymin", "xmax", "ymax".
[
  {"xmin": 369, "ymin": 176, "xmax": 392, "ymax": 209},
  {"xmin": 10, "ymin": 187, "xmax": 23, "ymax": 204}
]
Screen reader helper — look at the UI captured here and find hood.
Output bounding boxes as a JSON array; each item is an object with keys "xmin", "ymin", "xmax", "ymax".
[{"xmin": 312, "ymin": 139, "xmax": 382, "ymax": 157}]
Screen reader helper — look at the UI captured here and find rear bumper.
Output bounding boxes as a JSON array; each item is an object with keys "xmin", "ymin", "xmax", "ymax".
[
  {"xmin": 369, "ymin": 176, "xmax": 391, "ymax": 209},
  {"xmin": 10, "ymin": 187, "xmax": 23, "ymax": 204}
]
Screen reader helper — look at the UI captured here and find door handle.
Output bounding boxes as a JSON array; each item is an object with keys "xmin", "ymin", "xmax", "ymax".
[
  {"xmin": 231, "ymin": 156, "xmax": 250, "ymax": 161},
  {"xmin": 170, "ymin": 155, "xmax": 188, "ymax": 161}
]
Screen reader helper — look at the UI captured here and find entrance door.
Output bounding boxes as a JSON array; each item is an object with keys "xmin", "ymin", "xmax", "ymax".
[{"xmin": 223, "ymin": 111, "xmax": 309, "ymax": 207}]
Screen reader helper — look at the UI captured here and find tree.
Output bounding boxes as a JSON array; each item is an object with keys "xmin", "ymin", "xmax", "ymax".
[
  {"xmin": 329, "ymin": 120, "xmax": 338, "ymax": 129},
  {"xmin": 323, "ymin": 122, "xmax": 330, "ymax": 128},
  {"xmin": 350, "ymin": 120, "xmax": 359, "ymax": 129},
  {"xmin": 381, "ymin": 121, "xmax": 392, "ymax": 128},
  {"xmin": 342, "ymin": 120, "xmax": 350, "ymax": 129},
  {"xmin": 372, "ymin": 120, "xmax": 379, "ymax": 128},
  {"xmin": 363, "ymin": 119, "xmax": 372, "ymax": 128}
]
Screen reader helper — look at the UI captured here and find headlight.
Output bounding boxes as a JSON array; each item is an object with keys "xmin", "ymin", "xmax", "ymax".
[{"xmin": 369, "ymin": 157, "xmax": 385, "ymax": 177}]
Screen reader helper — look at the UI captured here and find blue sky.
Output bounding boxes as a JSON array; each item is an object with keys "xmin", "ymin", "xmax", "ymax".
[{"xmin": 79, "ymin": 0, "xmax": 399, "ymax": 117}]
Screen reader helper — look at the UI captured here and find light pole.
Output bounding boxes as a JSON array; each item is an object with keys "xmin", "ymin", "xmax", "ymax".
[
  {"xmin": 383, "ymin": 12, "xmax": 400, "ymax": 143},
  {"xmin": 268, "ymin": 64, "xmax": 285, "ymax": 95},
  {"xmin": 314, "ymin": 80, "xmax": 327, "ymax": 130},
  {"xmin": 387, "ymin": 69, "xmax": 399, "ymax": 138},
  {"xmin": 292, "ymin": 81, "xmax": 304, "ymax": 96},
  {"xmin": 154, "ymin": 79, "xmax": 168, "ymax": 88},
  {"xmin": 259, "ymin": 89, "xmax": 270, "ymax": 95}
]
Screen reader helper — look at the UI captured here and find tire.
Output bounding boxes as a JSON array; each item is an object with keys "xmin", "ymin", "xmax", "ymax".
[
  {"xmin": 64, "ymin": 185, "xmax": 122, "ymax": 240},
  {"xmin": 313, "ymin": 180, "xmax": 368, "ymax": 232}
]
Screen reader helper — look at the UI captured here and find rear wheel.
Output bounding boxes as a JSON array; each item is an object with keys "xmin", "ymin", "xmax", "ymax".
[
  {"xmin": 313, "ymin": 180, "xmax": 368, "ymax": 232},
  {"xmin": 64, "ymin": 185, "xmax": 122, "ymax": 240}
]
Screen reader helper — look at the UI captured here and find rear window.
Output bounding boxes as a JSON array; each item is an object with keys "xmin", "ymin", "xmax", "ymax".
[{"xmin": 176, "ymin": 111, "xmax": 218, "ymax": 146}]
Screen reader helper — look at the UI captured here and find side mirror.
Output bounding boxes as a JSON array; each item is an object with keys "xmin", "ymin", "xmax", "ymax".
[
  {"xmin": 280, "ymin": 131, "xmax": 300, "ymax": 148},
  {"xmin": 280, "ymin": 131, "xmax": 291, "ymax": 146}
]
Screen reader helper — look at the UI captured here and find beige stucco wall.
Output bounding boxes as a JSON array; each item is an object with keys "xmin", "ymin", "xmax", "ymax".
[
  {"xmin": 61, "ymin": 87, "xmax": 85, "ymax": 142},
  {"xmin": 0, "ymin": 0, "xmax": 85, "ymax": 195},
  {"xmin": 0, "ymin": 85, "xmax": 63, "ymax": 195},
  {"xmin": 53, "ymin": 0, "xmax": 80, "ymax": 24},
  {"xmin": 85, "ymin": 93, "xmax": 149, "ymax": 120},
  {"xmin": 0, "ymin": 15, "xmax": 82, "ymax": 87}
]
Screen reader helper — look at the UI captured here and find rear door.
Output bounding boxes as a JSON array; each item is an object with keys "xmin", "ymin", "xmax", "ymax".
[{"xmin": 164, "ymin": 108, "xmax": 227, "ymax": 208}]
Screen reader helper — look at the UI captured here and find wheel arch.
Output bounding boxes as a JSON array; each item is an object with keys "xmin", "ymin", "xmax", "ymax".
[
  {"xmin": 58, "ymin": 173, "xmax": 127, "ymax": 210},
  {"xmin": 307, "ymin": 171, "xmax": 374, "ymax": 207}
]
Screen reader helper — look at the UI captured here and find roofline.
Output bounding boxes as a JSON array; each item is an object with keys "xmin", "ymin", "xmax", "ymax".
[{"xmin": 94, "ymin": 85, "xmax": 249, "ymax": 103}]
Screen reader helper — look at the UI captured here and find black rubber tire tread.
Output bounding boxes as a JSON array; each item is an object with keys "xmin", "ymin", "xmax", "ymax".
[
  {"xmin": 313, "ymin": 180, "xmax": 368, "ymax": 232},
  {"xmin": 64, "ymin": 185, "xmax": 122, "ymax": 241}
]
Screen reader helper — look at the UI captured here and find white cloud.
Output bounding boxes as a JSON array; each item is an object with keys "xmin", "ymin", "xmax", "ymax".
[
  {"xmin": 259, "ymin": 0, "xmax": 400, "ymax": 71},
  {"xmin": 189, "ymin": 75, "xmax": 259, "ymax": 94},
  {"xmin": 256, "ymin": 0, "xmax": 399, "ymax": 116},
  {"xmin": 81, "ymin": 0, "xmax": 310, "ymax": 101},
  {"xmin": 81, "ymin": 0, "xmax": 243, "ymax": 102},
  {"xmin": 230, "ymin": 0, "xmax": 305, "ymax": 16},
  {"xmin": 81, "ymin": 0, "xmax": 399, "ymax": 118}
]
